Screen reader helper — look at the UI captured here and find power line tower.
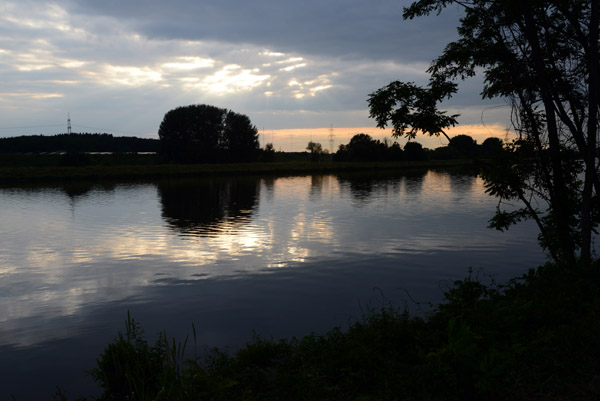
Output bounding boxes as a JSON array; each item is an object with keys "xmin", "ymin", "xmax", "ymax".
[
  {"xmin": 328, "ymin": 124, "xmax": 335, "ymax": 152},
  {"xmin": 67, "ymin": 113, "xmax": 72, "ymax": 135}
]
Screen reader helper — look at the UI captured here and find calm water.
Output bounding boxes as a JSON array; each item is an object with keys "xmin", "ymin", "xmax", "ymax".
[{"xmin": 0, "ymin": 170, "xmax": 546, "ymax": 399}]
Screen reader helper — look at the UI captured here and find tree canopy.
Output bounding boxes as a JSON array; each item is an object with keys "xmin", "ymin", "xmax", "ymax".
[
  {"xmin": 368, "ymin": 0, "xmax": 600, "ymax": 265},
  {"xmin": 334, "ymin": 134, "xmax": 388, "ymax": 162},
  {"xmin": 306, "ymin": 141, "xmax": 326, "ymax": 162},
  {"xmin": 449, "ymin": 134, "xmax": 478, "ymax": 157},
  {"xmin": 158, "ymin": 104, "xmax": 259, "ymax": 163}
]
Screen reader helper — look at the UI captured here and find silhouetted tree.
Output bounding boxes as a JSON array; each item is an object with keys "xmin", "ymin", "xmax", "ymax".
[
  {"xmin": 430, "ymin": 145, "xmax": 456, "ymax": 160},
  {"xmin": 386, "ymin": 142, "xmax": 404, "ymax": 161},
  {"xmin": 306, "ymin": 141, "xmax": 326, "ymax": 162},
  {"xmin": 222, "ymin": 111, "xmax": 260, "ymax": 162},
  {"xmin": 368, "ymin": 0, "xmax": 600, "ymax": 265},
  {"xmin": 158, "ymin": 104, "xmax": 259, "ymax": 163},
  {"xmin": 481, "ymin": 137, "xmax": 504, "ymax": 157},
  {"xmin": 403, "ymin": 141, "xmax": 427, "ymax": 161},
  {"xmin": 334, "ymin": 134, "xmax": 386, "ymax": 162},
  {"xmin": 449, "ymin": 134, "xmax": 478, "ymax": 157}
]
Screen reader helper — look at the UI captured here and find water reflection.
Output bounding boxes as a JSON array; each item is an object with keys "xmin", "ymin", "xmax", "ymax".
[
  {"xmin": 158, "ymin": 177, "xmax": 260, "ymax": 237},
  {"xmin": 308, "ymin": 175, "xmax": 327, "ymax": 201},
  {"xmin": 447, "ymin": 174, "xmax": 475, "ymax": 195},
  {"xmin": 61, "ymin": 182, "xmax": 98, "ymax": 199},
  {"xmin": 336, "ymin": 170, "xmax": 427, "ymax": 205},
  {"xmin": 0, "ymin": 170, "xmax": 549, "ymax": 399}
]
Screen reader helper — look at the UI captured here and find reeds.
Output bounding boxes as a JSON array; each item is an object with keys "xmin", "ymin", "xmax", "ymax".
[{"xmin": 84, "ymin": 261, "xmax": 600, "ymax": 401}]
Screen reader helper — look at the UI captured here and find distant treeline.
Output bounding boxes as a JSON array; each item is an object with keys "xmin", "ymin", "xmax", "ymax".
[
  {"xmin": 332, "ymin": 133, "xmax": 505, "ymax": 162},
  {"xmin": 0, "ymin": 133, "xmax": 159, "ymax": 154}
]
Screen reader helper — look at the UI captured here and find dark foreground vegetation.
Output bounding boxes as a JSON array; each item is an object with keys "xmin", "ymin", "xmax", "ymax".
[{"xmin": 53, "ymin": 261, "xmax": 599, "ymax": 401}]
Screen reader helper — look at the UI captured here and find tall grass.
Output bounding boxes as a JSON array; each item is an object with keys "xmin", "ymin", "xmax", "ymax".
[{"xmin": 77, "ymin": 261, "xmax": 600, "ymax": 401}]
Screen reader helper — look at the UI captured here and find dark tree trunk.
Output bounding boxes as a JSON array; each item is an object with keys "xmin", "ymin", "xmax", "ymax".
[{"xmin": 522, "ymin": 6, "xmax": 577, "ymax": 265}]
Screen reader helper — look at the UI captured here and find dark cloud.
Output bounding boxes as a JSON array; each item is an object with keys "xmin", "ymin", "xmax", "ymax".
[{"xmin": 67, "ymin": 0, "xmax": 460, "ymax": 63}]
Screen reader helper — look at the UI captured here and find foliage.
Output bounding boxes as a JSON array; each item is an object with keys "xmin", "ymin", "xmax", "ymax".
[
  {"xmin": 403, "ymin": 141, "xmax": 427, "ymax": 161},
  {"xmin": 448, "ymin": 134, "xmax": 478, "ymax": 157},
  {"xmin": 480, "ymin": 137, "xmax": 503, "ymax": 157},
  {"xmin": 0, "ymin": 133, "xmax": 159, "ymax": 154},
  {"xmin": 306, "ymin": 141, "xmax": 327, "ymax": 162},
  {"xmin": 62, "ymin": 262, "xmax": 600, "ymax": 401},
  {"xmin": 368, "ymin": 81, "xmax": 458, "ymax": 140},
  {"xmin": 334, "ymin": 133, "xmax": 395, "ymax": 162},
  {"xmin": 332, "ymin": 133, "xmax": 505, "ymax": 162},
  {"xmin": 158, "ymin": 104, "xmax": 260, "ymax": 163},
  {"xmin": 91, "ymin": 312, "xmax": 187, "ymax": 401},
  {"xmin": 368, "ymin": 0, "xmax": 600, "ymax": 265}
]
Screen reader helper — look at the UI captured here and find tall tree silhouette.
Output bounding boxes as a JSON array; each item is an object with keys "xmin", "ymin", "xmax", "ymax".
[
  {"xmin": 158, "ymin": 104, "xmax": 259, "ymax": 163},
  {"xmin": 369, "ymin": 0, "xmax": 600, "ymax": 265}
]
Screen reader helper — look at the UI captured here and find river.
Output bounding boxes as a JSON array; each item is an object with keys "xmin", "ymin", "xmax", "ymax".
[{"xmin": 0, "ymin": 169, "xmax": 546, "ymax": 399}]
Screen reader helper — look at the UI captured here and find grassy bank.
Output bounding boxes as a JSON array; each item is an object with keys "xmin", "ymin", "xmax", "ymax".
[
  {"xmin": 0, "ymin": 157, "xmax": 471, "ymax": 184},
  {"xmin": 56, "ymin": 262, "xmax": 600, "ymax": 401}
]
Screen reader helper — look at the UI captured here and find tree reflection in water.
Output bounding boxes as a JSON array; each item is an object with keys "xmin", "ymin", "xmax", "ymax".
[
  {"xmin": 336, "ymin": 170, "xmax": 427, "ymax": 206},
  {"xmin": 157, "ymin": 177, "xmax": 260, "ymax": 237}
]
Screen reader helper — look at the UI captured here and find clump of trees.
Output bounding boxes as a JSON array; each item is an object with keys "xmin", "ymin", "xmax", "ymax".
[
  {"xmin": 429, "ymin": 135, "xmax": 505, "ymax": 160},
  {"xmin": 306, "ymin": 141, "xmax": 328, "ymax": 162},
  {"xmin": 334, "ymin": 134, "xmax": 387, "ymax": 161},
  {"xmin": 158, "ymin": 104, "xmax": 260, "ymax": 163},
  {"xmin": 333, "ymin": 133, "xmax": 504, "ymax": 162},
  {"xmin": 368, "ymin": 0, "xmax": 599, "ymax": 266},
  {"xmin": 333, "ymin": 133, "xmax": 421, "ymax": 162}
]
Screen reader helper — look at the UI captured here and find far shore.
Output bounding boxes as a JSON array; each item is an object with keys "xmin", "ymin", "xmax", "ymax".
[{"xmin": 0, "ymin": 158, "xmax": 474, "ymax": 184}]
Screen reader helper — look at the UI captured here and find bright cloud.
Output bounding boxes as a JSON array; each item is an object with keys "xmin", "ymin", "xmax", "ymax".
[
  {"xmin": 161, "ymin": 57, "xmax": 215, "ymax": 71},
  {"xmin": 90, "ymin": 65, "xmax": 164, "ymax": 87},
  {"xmin": 186, "ymin": 64, "xmax": 271, "ymax": 95},
  {"xmin": 0, "ymin": 0, "xmax": 505, "ymax": 139},
  {"xmin": 0, "ymin": 92, "xmax": 64, "ymax": 100},
  {"xmin": 280, "ymin": 63, "xmax": 307, "ymax": 72}
]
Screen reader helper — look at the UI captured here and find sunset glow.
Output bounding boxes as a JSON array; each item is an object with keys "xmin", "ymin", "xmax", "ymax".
[{"xmin": 260, "ymin": 123, "xmax": 512, "ymax": 152}]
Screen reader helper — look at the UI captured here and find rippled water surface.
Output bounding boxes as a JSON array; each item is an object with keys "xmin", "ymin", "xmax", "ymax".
[{"xmin": 0, "ymin": 170, "xmax": 546, "ymax": 399}]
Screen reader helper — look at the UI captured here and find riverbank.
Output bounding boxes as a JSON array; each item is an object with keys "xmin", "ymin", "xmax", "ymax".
[
  {"xmin": 0, "ymin": 157, "xmax": 472, "ymax": 184},
  {"xmin": 61, "ymin": 262, "xmax": 599, "ymax": 401}
]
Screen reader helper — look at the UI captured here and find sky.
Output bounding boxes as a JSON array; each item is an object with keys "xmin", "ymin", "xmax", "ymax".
[{"xmin": 0, "ymin": 0, "xmax": 514, "ymax": 151}]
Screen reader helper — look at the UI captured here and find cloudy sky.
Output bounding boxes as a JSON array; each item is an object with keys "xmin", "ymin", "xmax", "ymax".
[{"xmin": 0, "ymin": 0, "xmax": 512, "ymax": 150}]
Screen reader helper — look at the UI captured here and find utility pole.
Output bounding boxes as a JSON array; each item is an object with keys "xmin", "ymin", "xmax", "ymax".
[
  {"xmin": 328, "ymin": 124, "xmax": 335, "ymax": 153},
  {"xmin": 67, "ymin": 113, "xmax": 72, "ymax": 135}
]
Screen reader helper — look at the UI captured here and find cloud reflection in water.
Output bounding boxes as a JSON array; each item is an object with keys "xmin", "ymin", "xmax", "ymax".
[{"xmin": 0, "ymin": 171, "xmax": 545, "ymax": 349}]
